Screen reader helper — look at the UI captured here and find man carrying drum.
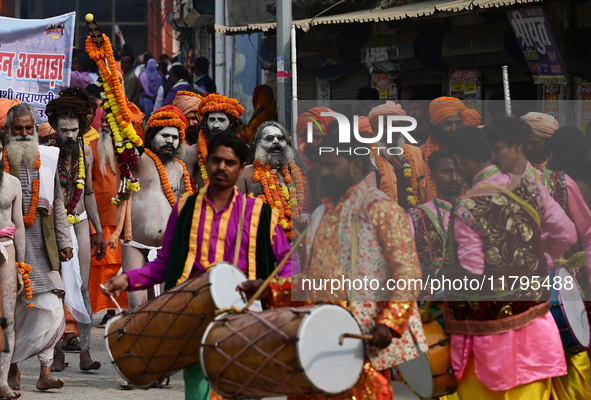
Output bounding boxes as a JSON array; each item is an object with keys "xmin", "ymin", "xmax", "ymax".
[
  {"xmin": 241, "ymin": 131, "xmax": 426, "ymax": 400},
  {"xmin": 408, "ymin": 149, "xmax": 464, "ymax": 300},
  {"xmin": 102, "ymin": 132, "xmax": 295, "ymax": 400},
  {"xmin": 484, "ymin": 117, "xmax": 591, "ymax": 398},
  {"xmin": 441, "ymin": 127, "xmax": 577, "ymax": 398}
]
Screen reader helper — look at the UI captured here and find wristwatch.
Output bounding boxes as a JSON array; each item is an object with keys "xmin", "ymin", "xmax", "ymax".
[{"xmin": 0, "ymin": 317, "xmax": 6, "ymax": 329}]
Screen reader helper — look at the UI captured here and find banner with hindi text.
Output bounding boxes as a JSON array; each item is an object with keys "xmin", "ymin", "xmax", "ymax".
[{"xmin": 0, "ymin": 12, "xmax": 75, "ymax": 123}]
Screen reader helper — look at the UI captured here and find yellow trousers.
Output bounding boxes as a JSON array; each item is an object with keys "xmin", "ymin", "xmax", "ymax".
[
  {"xmin": 457, "ymin": 353, "xmax": 553, "ymax": 399},
  {"xmin": 551, "ymin": 351, "xmax": 591, "ymax": 400}
]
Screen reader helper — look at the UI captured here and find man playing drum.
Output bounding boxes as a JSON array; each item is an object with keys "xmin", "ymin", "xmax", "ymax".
[
  {"xmin": 484, "ymin": 117, "xmax": 591, "ymax": 399},
  {"xmin": 102, "ymin": 132, "xmax": 295, "ymax": 400},
  {"xmin": 241, "ymin": 131, "xmax": 426, "ymax": 399},
  {"xmin": 442, "ymin": 127, "xmax": 577, "ymax": 398}
]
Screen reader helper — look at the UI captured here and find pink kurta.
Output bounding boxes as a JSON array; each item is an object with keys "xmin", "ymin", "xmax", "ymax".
[
  {"xmin": 523, "ymin": 162, "xmax": 591, "ymax": 287},
  {"xmin": 450, "ymin": 165, "xmax": 577, "ymax": 391}
]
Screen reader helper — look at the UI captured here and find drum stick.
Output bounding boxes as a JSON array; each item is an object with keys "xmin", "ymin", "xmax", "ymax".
[
  {"xmin": 100, "ymin": 284, "xmax": 123, "ymax": 314},
  {"xmin": 243, "ymin": 228, "xmax": 308, "ymax": 311},
  {"xmin": 339, "ymin": 333, "xmax": 373, "ymax": 346}
]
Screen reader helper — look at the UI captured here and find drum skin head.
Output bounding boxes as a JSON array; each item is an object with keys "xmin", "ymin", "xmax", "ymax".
[
  {"xmin": 209, "ymin": 262, "xmax": 263, "ymax": 312},
  {"xmin": 553, "ymin": 267, "xmax": 591, "ymax": 350},
  {"xmin": 296, "ymin": 304, "xmax": 365, "ymax": 395},
  {"xmin": 397, "ymin": 352, "xmax": 434, "ymax": 398}
]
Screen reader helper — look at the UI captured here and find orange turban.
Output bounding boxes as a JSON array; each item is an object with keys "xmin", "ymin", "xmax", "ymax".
[
  {"xmin": 296, "ymin": 107, "xmax": 336, "ymax": 137},
  {"xmin": 0, "ymin": 98, "xmax": 21, "ymax": 125},
  {"xmin": 357, "ymin": 116, "xmax": 372, "ymax": 137},
  {"xmin": 198, "ymin": 94, "xmax": 245, "ymax": 120},
  {"xmin": 38, "ymin": 122, "xmax": 55, "ymax": 138},
  {"xmin": 429, "ymin": 97, "xmax": 481, "ymax": 126},
  {"xmin": 368, "ymin": 100, "xmax": 406, "ymax": 124},
  {"xmin": 147, "ymin": 105, "xmax": 188, "ymax": 144},
  {"xmin": 172, "ymin": 90, "xmax": 202, "ymax": 121},
  {"xmin": 520, "ymin": 112, "xmax": 559, "ymax": 139}
]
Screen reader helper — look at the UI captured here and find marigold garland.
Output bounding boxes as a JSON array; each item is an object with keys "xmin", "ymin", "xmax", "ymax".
[
  {"xmin": 197, "ymin": 131, "xmax": 209, "ymax": 185},
  {"xmin": 144, "ymin": 148, "xmax": 193, "ymax": 207},
  {"xmin": 60, "ymin": 145, "xmax": 86, "ymax": 225},
  {"xmin": 4, "ymin": 150, "xmax": 41, "ymax": 226},
  {"xmin": 86, "ymin": 33, "xmax": 142, "ymax": 204},
  {"xmin": 176, "ymin": 90, "xmax": 202, "ymax": 100},
  {"xmin": 146, "ymin": 111, "xmax": 187, "ymax": 144},
  {"xmin": 371, "ymin": 146, "xmax": 418, "ymax": 207},
  {"xmin": 253, "ymin": 160, "xmax": 306, "ymax": 240},
  {"xmin": 16, "ymin": 262, "xmax": 34, "ymax": 308},
  {"xmin": 198, "ymin": 94, "xmax": 245, "ymax": 120},
  {"xmin": 423, "ymin": 136, "xmax": 439, "ymax": 198},
  {"xmin": 403, "ymin": 147, "xmax": 419, "ymax": 207}
]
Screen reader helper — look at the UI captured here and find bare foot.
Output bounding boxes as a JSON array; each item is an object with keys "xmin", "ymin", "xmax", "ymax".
[
  {"xmin": 0, "ymin": 384, "xmax": 21, "ymax": 399},
  {"xmin": 36, "ymin": 375, "xmax": 65, "ymax": 391},
  {"xmin": 50, "ymin": 345, "xmax": 66, "ymax": 372},
  {"xmin": 79, "ymin": 349, "xmax": 101, "ymax": 371},
  {"xmin": 36, "ymin": 366, "xmax": 65, "ymax": 391},
  {"xmin": 7, "ymin": 364, "xmax": 20, "ymax": 391}
]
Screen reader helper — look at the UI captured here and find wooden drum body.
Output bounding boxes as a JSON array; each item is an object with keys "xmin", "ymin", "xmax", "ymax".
[
  {"xmin": 200, "ymin": 304, "xmax": 365, "ymax": 399},
  {"xmin": 104, "ymin": 262, "xmax": 261, "ymax": 388}
]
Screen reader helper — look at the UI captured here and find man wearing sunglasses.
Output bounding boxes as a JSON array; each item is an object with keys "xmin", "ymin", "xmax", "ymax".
[{"xmin": 237, "ymin": 121, "xmax": 311, "ymax": 237}]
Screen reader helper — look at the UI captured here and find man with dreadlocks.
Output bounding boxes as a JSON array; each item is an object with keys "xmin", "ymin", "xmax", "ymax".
[
  {"xmin": 237, "ymin": 121, "xmax": 310, "ymax": 239},
  {"xmin": 44, "ymin": 94, "xmax": 106, "ymax": 372},
  {"xmin": 184, "ymin": 94, "xmax": 245, "ymax": 189},
  {"xmin": 5, "ymin": 103, "xmax": 72, "ymax": 393}
]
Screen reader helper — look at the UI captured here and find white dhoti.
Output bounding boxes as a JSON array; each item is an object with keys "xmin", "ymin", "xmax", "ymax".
[
  {"xmin": 62, "ymin": 211, "xmax": 91, "ymax": 324},
  {"xmin": 122, "ymin": 240, "xmax": 162, "ymax": 297},
  {"xmin": 12, "ymin": 292, "xmax": 65, "ymax": 366}
]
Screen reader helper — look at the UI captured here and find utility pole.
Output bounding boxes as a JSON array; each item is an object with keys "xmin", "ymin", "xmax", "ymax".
[
  {"xmin": 215, "ymin": 0, "xmax": 226, "ymax": 95},
  {"xmin": 276, "ymin": 0, "xmax": 292, "ymax": 132}
]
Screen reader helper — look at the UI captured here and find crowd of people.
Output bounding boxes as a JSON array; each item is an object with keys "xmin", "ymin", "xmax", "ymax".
[{"xmin": 0, "ymin": 44, "xmax": 590, "ymax": 400}]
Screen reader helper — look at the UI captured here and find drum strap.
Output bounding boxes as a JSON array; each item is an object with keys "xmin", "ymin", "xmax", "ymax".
[{"xmin": 234, "ymin": 193, "xmax": 247, "ymax": 265}]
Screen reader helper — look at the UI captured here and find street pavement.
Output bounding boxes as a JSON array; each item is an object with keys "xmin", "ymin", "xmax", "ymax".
[{"xmin": 14, "ymin": 314, "xmax": 420, "ymax": 399}]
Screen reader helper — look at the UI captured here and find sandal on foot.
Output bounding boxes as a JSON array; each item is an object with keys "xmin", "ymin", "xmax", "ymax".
[{"xmin": 62, "ymin": 336, "xmax": 81, "ymax": 352}]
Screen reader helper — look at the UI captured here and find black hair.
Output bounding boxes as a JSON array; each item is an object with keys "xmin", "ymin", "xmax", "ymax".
[
  {"xmin": 121, "ymin": 53, "xmax": 135, "ymax": 63},
  {"xmin": 318, "ymin": 127, "xmax": 373, "ymax": 176},
  {"xmin": 59, "ymin": 86, "xmax": 97, "ymax": 114},
  {"xmin": 207, "ymin": 132, "xmax": 249, "ymax": 165},
  {"xmin": 85, "ymin": 84, "xmax": 101, "ymax": 101},
  {"xmin": 447, "ymin": 126, "xmax": 492, "ymax": 162},
  {"xmin": 356, "ymin": 87, "xmax": 379, "ymax": 100},
  {"xmin": 428, "ymin": 148, "xmax": 455, "ymax": 173},
  {"xmin": 195, "ymin": 57, "xmax": 209, "ymax": 74},
  {"xmin": 159, "ymin": 54, "xmax": 171, "ymax": 62},
  {"xmin": 483, "ymin": 117, "xmax": 530, "ymax": 150},
  {"xmin": 548, "ymin": 126, "xmax": 591, "ymax": 185},
  {"xmin": 75, "ymin": 52, "xmax": 93, "ymax": 72},
  {"xmin": 169, "ymin": 65, "xmax": 191, "ymax": 83}
]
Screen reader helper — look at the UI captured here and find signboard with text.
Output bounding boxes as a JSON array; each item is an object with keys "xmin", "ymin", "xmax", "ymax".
[
  {"xmin": 507, "ymin": 7, "xmax": 566, "ymax": 85},
  {"xmin": 0, "ymin": 12, "xmax": 75, "ymax": 122}
]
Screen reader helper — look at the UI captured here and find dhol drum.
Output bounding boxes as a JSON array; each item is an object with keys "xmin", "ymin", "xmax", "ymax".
[
  {"xmin": 550, "ymin": 266, "xmax": 591, "ymax": 355},
  {"xmin": 398, "ymin": 304, "xmax": 457, "ymax": 399},
  {"xmin": 200, "ymin": 304, "xmax": 365, "ymax": 399},
  {"xmin": 104, "ymin": 262, "xmax": 262, "ymax": 388}
]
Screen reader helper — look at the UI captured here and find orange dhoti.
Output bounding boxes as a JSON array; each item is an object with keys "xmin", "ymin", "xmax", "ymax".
[{"xmin": 88, "ymin": 225, "xmax": 128, "ymax": 313}]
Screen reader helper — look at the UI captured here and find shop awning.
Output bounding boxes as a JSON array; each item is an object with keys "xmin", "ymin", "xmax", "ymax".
[{"xmin": 214, "ymin": 0, "xmax": 541, "ymax": 34}]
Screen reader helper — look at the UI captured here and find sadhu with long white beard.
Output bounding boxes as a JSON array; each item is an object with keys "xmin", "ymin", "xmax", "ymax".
[
  {"xmin": 237, "ymin": 121, "xmax": 311, "ymax": 239},
  {"xmin": 4, "ymin": 103, "xmax": 73, "ymax": 393}
]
